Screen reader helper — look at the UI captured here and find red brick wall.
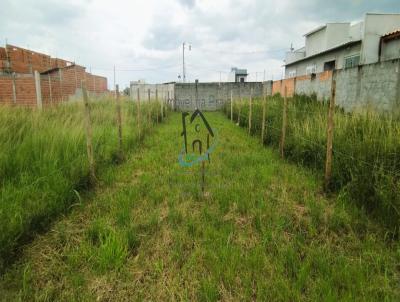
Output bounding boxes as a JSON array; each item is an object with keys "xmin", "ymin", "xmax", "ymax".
[
  {"xmin": 0, "ymin": 65, "xmax": 108, "ymax": 108},
  {"xmin": 84, "ymin": 72, "xmax": 108, "ymax": 93},
  {"xmin": 6, "ymin": 45, "xmax": 52, "ymax": 73},
  {"xmin": 318, "ymin": 70, "xmax": 333, "ymax": 81},
  {"xmin": 2, "ymin": 45, "xmax": 82, "ymax": 75},
  {"xmin": 38, "ymin": 65, "xmax": 108, "ymax": 105},
  {"xmin": 0, "ymin": 47, "xmax": 6, "ymax": 60},
  {"xmin": 15, "ymin": 77, "xmax": 38, "ymax": 106},
  {"xmin": 0, "ymin": 44, "xmax": 108, "ymax": 107},
  {"xmin": 0, "ymin": 75, "xmax": 37, "ymax": 107},
  {"xmin": 0, "ymin": 77, "xmax": 14, "ymax": 105},
  {"xmin": 272, "ymin": 78, "xmax": 295, "ymax": 96}
]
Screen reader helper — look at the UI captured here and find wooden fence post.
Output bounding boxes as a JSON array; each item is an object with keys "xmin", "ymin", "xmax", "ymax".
[
  {"xmin": 280, "ymin": 86, "xmax": 288, "ymax": 158},
  {"xmin": 156, "ymin": 88, "xmax": 160, "ymax": 123},
  {"xmin": 34, "ymin": 71, "xmax": 42, "ymax": 109},
  {"xmin": 165, "ymin": 89, "xmax": 170, "ymax": 117},
  {"xmin": 116, "ymin": 84, "xmax": 123, "ymax": 160},
  {"xmin": 248, "ymin": 88, "xmax": 253, "ymax": 135},
  {"xmin": 11, "ymin": 72, "xmax": 17, "ymax": 105},
  {"xmin": 325, "ymin": 72, "xmax": 336, "ymax": 190},
  {"xmin": 82, "ymin": 80, "xmax": 96, "ymax": 183},
  {"xmin": 147, "ymin": 88, "xmax": 151, "ymax": 126},
  {"xmin": 48, "ymin": 74, "xmax": 53, "ymax": 105},
  {"xmin": 237, "ymin": 98, "xmax": 242, "ymax": 125},
  {"xmin": 261, "ymin": 84, "xmax": 266, "ymax": 144},
  {"xmin": 230, "ymin": 90, "xmax": 233, "ymax": 121},
  {"xmin": 137, "ymin": 88, "xmax": 141, "ymax": 140},
  {"xmin": 59, "ymin": 69, "xmax": 64, "ymax": 102},
  {"xmin": 160, "ymin": 90, "xmax": 164, "ymax": 122}
]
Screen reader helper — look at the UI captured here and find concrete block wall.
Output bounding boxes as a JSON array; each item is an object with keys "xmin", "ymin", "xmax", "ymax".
[
  {"xmin": 295, "ymin": 71, "xmax": 332, "ymax": 100},
  {"xmin": 130, "ymin": 83, "xmax": 175, "ymax": 102},
  {"xmin": 357, "ymin": 60, "xmax": 400, "ymax": 111},
  {"xmin": 278, "ymin": 59, "xmax": 400, "ymax": 112},
  {"xmin": 174, "ymin": 81, "xmax": 271, "ymax": 111}
]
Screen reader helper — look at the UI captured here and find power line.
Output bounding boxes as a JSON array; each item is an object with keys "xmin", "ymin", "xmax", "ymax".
[
  {"xmin": 91, "ymin": 64, "xmax": 180, "ymax": 72},
  {"xmin": 194, "ymin": 47, "xmax": 289, "ymax": 55}
]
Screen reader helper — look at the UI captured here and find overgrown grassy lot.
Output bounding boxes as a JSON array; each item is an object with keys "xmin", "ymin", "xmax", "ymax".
[
  {"xmin": 0, "ymin": 98, "xmax": 164, "ymax": 271},
  {"xmin": 1, "ymin": 112, "xmax": 398, "ymax": 301},
  {"xmin": 224, "ymin": 95, "xmax": 400, "ymax": 232}
]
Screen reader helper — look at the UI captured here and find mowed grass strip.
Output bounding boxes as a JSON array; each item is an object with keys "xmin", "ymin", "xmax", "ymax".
[{"xmin": 1, "ymin": 112, "xmax": 399, "ymax": 301}]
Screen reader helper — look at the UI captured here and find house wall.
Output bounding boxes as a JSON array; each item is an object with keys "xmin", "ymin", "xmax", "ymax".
[
  {"xmin": 305, "ymin": 27, "xmax": 327, "ymax": 56},
  {"xmin": 285, "ymin": 49, "xmax": 306, "ymax": 65},
  {"xmin": 325, "ymin": 23, "xmax": 351, "ymax": 49},
  {"xmin": 349, "ymin": 22, "xmax": 364, "ymax": 41},
  {"xmin": 361, "ymin": 13, "xmax": 400, "ymax": 65},
  {"xmin": 381, "ymin": 38, "xmax": 400, "ymax": 61},
  {"xmin": 285, "ymin": 43, "xmax": 361, "ymax": 78}
]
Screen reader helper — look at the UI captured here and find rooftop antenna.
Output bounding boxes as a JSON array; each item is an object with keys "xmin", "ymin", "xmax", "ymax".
[{"xmin": 290, "ymin": 43, "xmax": 294, "ymax": 52}]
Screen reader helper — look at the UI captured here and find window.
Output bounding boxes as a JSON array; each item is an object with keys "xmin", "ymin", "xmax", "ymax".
[
  {"xmin": 306, "ymin": 64, "xmax": 317, "ymax": 75},
  {"xmin": 288, "ymin": 70, "xmax": 296, "ymax": 78},
  {"xmin": 344, "ymin": 55, "xmax": 360, "ymax": 69},
  {"xmin": 324, "ymin": 60, "xmax": 336, "ymax": 71}
]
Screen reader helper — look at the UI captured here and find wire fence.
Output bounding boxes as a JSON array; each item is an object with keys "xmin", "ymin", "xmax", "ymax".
[
  {"xmin": 223, "ymin": 88, "xmax": 400, "ymax": 230},
  {"xmin": 0, "ymin": 88, "xmax": 172, "ymax": 270}
]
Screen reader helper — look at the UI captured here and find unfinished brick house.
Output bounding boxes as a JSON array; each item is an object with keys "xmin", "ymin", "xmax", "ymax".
[{"xmin": 0, "ymin": 44, "xmax": 108, "ymax": 107}]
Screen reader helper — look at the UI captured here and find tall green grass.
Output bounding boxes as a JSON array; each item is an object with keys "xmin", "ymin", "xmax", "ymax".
[
  {"xmin": 224, "ymin": 94, "xmax": 400, "ymax": 232},
  {"xmin": 0, "ymin": 98, "xmax": 166, "ymax": 271}
]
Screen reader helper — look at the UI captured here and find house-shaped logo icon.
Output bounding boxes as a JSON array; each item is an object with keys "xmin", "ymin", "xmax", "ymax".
[{"xmin": 179, "ymin": 109, "xmax": 217, "ymax": 167}]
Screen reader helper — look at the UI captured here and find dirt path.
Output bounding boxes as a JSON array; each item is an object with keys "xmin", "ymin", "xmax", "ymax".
[{"xmin": 1, "ymin": 112, "xmax": 399, "ymax": 301}]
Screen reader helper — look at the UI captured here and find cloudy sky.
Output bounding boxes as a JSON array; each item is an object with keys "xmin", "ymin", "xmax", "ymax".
[{"xmin": 0, "ymin": 0, "xmax": 399, "ymax": 89}]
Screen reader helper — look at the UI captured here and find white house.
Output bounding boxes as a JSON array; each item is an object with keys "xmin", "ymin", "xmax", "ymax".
[
  {"xmin": 285, "ymin": 13, "xmax": 400, "ymax": 78},
  {"xmin": 228, "ymin": 67, "xmax": 248, "ymax": 82}
]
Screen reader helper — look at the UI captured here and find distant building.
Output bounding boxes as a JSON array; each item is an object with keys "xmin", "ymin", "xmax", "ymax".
[
  {"xmin": 285, "ymin": 13, "xmax": 400, "ymax": 78},
  {"xmin": 228, "ymin": 67, "xmax": 248, "ymax": 82},
  {"xmin": 131, "ymin": 79, "xmax": 146, "ymax": 85}
]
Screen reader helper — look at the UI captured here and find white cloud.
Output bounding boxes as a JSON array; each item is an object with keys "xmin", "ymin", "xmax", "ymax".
[{"xmin": 0, "ymin": 0, "xmax": 398, "ymax": 88}]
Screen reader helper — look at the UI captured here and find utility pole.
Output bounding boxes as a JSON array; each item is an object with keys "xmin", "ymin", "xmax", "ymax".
[
  {"xmin": 182, "ymin": 42, "xmax": 186, "ymax": 83},
  {"xmin": 182, "ymin": 42, "xmax": 191, "ymax": 83}
]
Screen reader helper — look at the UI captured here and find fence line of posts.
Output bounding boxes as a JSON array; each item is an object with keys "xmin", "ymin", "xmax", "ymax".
[
  {"xmin": 280, "ymin": 86, "xmax": 288, "ymax": 159},
  {"xmin": 116, "ymin": 84, "xmax": 123, "ymax": 161},
  {"xmin": 82, "ymin": 80, "xmax": 96, "ymax": 183},
  {"xmin": 261, "ymin": 85, "xmax": 266, "ymax": 144},
  {"xmin": 229, "ymin": 79, "xmax": 337, "ymax": 192},
  {"xmin": 78, "ymin": 82, "xmax": 169, "ymax": 186}
]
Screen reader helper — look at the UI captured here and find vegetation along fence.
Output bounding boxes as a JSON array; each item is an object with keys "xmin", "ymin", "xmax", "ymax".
[
  {"xmin": 223, "ymin": 77, "xmax": 400, "ymax": 233},
  {"xmin": 0, "ymin": 85, "xmax": 170, "ymax": 271}
]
